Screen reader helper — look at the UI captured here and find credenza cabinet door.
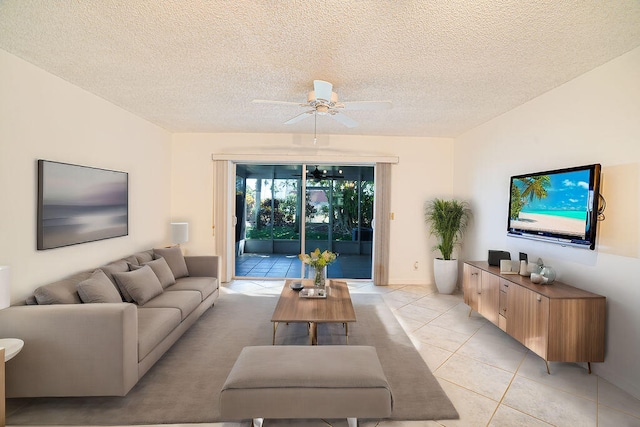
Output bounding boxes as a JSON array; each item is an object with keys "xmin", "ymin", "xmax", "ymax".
[
  {"xmin": 547, "ymin": 298, "xmax": 606, "ymax": 362},
  {"xmin": 479, "ymin": 271, "xmax": 500, "ymax": 326},
  {"xmin": 463, "ymin": 264, "xmax": 480, "ymax": 312},
  {"xmin": 507, "ymin": 284, "xmax": 550, "ymax": 360}
]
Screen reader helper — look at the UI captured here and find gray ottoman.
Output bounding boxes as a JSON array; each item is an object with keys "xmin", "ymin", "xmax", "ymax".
[{"xmin": 220, "ymin": 345, "xmax": 393, "ymax": 427}]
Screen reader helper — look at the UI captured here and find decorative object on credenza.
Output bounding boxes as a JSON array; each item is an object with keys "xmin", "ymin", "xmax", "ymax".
[
  {"xmin": 518, "ymin": 252, "xmax": 529, "ymax": 276},
  {"xmin": 531, "ymin": 263, "xmax": 556, "ymax": 285},
  {"xmin": 518, "ymin": 260, "xmax": 529, "ymax": 276},
  {"xmin": 488, "ymin": 250, "xmax": 511, "ymax": 266},
  {"xmin": 170, "ymin": 222, "xmax": 189, "ymax": 245},
  {"xmin": 37, "ymin": 160, "xmax": 128, "ymax": 250},
  {"xmin": 531, "ymin": 258, "xmax": 556, "ymax": 285},
  {"xmin": 424, "ymin": 198, "xmax": 472, "ymax": 294},
  {"xmin": 299, "ymin": 248, "xmax": 337, "ymax": 289},
  {"xmin": 527, "ymin": 262, "xmax": 543, "ymax": 276},
  {"xmin": 500, "ymin": 259, "xmax": 520, "ymax": 275}
]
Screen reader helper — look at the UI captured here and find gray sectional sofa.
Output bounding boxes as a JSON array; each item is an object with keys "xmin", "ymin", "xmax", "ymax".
[{"xmin": 0, "ymin": 246, "xmax": 219, "ymax": 397}]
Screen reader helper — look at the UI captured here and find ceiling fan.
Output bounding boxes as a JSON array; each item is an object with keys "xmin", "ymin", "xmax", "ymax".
[
  {"xmin": 252, "ymin": 80, "xmax": 392, "ymax": 129},
  {"xmin": 294, "ymin": 166, "xmax": 344, "ymax": 180}
]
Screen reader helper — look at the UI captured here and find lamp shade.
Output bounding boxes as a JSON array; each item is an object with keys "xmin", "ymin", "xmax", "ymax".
[
  {"xmin": 0, "ymin": 265, "xmax": 10, "ymax": 310},
  {"xmin": 171, "ymin": 222, "xmax": 189, "ymax": 244}
]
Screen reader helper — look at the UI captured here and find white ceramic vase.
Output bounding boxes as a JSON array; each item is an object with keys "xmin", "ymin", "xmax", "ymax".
[{"xmin": 433, "ymin": 258, "xmax": 458, "ymax": 294}]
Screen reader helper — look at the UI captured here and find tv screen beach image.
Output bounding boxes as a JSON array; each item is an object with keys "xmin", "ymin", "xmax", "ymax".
[{"xmin": 509, "ymin": 169, "xmax": 592, "ymax": 238}]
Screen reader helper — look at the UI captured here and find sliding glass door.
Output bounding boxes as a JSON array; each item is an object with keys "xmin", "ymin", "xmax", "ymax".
[{"xmin": 235, "ymin": 163, "xmax": 373, "ymax": 280}]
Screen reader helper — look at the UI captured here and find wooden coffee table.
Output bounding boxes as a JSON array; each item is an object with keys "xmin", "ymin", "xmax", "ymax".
[{"xmin": 271, "ymin": 279, "xmax": 356, "ymax": 345}]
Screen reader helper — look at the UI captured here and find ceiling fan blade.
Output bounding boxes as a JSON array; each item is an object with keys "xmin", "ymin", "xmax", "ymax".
[
  {"xmin": 284, "ymin": 110, "xmax": 315, "ymax": 125},
  {"xmin": 330, "ymin": 112, "xmax": 358, "ymax": 128},
  {"xmin": 252, "ymin": 99, "xmax": 306, "ymax": 107},
  {"xmin": 341, "ymin": 101, "xmax": 393, "ymax": 111},
  {"xmin": 313, "ymin": 80, "xmax": 333, "ymax": 102}
]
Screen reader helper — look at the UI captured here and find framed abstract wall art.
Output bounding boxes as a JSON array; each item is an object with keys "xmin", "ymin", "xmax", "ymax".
[{"xmin": 37, "ymin": 160, "xmax": 128, "ymax": 250}]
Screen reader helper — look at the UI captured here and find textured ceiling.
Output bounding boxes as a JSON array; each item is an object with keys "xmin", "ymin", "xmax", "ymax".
[{"xmin": 1, "ymin": 1, "xmax": 640, "ymax": 137}]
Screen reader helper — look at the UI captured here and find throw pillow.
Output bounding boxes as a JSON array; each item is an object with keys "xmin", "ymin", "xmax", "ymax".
[
  {"xmin": 112, "ymin": 265, "xmax": 163, "ymax": 305},
  {"xmin": 100, "ymin": 260, "xmax": 134, "ymax": 302},
  {"xmin": 153, "ymin": 246, "xmax": 189, "ymax": 279},
  {"xmin": 77, "ymin": 269, "xmax": 123, "ymax": 304},
  {"xmin": 143, "ymin": 257, "xmax": 176, "ymax": 288}
]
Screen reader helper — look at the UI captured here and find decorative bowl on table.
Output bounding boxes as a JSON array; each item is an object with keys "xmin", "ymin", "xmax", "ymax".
[{"xmin": 289, "ymin": 281, "xmax": 304, "ymax": 291}]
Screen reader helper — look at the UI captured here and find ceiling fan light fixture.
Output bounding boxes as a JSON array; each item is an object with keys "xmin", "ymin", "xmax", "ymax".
[
  {"xmin": 307, "ymin": 91, "xmax": 338, "ymax": 106},
  {"xmin": 316, "ymin": 105, "xmax": 329, "ymax": 115}
]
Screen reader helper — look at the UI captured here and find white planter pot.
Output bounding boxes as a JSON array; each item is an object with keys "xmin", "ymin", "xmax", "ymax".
[{"xmin": 433, "ymin": 258, "xmax": 458, "ymax": 294}]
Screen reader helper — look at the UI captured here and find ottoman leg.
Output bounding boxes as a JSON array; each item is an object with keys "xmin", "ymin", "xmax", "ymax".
[
  {"xmin": 253, "ymin": 417, "xmax": 264, "ymax": 427},
  {"xmin": 347, "ymin": 417, "xmax": 358, "ymax": 427}
]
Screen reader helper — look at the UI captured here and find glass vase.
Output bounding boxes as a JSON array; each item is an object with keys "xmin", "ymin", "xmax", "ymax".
[
  {"xmin": 540, "ymin": 266, "xmax": 556, "ymax": 284},
  {"xmin": 310, "ymin": 266, "xmax": 326, "ymax": 289}
]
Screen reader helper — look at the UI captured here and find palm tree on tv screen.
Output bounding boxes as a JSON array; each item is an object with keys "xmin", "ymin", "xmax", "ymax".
[{"xmin": 511, "ymin": 175, "xmax": 551, "ymax": 220}]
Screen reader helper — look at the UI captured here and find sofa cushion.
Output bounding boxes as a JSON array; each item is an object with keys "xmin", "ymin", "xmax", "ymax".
[
  {"xmin": 143, "ymin": 257, "xmax": 176, "ymax": 289},
  {"xmin": 153, "ymin": 246, "xmax": 189, "ymax": 279},
  {"xmin": 140, "ymin": 290, "xmax": 201, "ymax": 320},
  {"xmin": 123, "ymin": 255, "xmax": 140, "ymax": 266},
  {"xmin": 137, "ymin": 307, "xmax": 181, "ymax": 362},
  {"xmin": 33, "ymin": 270, "xmax": 91, "ymax": 304},
  {"xmin": 133, "ymin": 250, "xmax": 154, "ymax": 265},
  {"xmin": 77, "ymin": 269, "xmax": 123, "ymax": 303},
  {"xmin": 112, "ymin": 265, "xmax": 163, "ymax": 306},
  {"xmin": 100, "ymin": 260, "xmax": 134, "ymax": 302},
  {"xmin": 167, "ymin": 277, "xmax": 217, "ymax": 301}
]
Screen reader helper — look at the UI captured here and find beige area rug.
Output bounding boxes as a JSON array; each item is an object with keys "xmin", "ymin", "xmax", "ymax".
[{"xmin": 7, "ymin": 290, "xmax": 458, "ymax": 425}]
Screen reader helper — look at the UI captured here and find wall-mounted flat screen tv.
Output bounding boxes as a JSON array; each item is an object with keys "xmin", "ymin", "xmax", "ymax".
[
  {"xmin": 37, "ymin": 160, "xmax": 128, "ymax": 250},
  {"xmin": 507, "ymin": 164, "xmax": 601, "ymax": 250}
]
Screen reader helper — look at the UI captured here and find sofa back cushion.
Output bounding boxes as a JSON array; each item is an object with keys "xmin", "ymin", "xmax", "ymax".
[
  {"xmin": 33, "ymin": 270, "xmax": 91, "ymax": 304},
  {"xmin": 133, "ymin": 250, "xmax": 154, "ymax": 265},
  {"xmin": 153, "ymin": 246, "xmax": 189, "ymax": 279},
  {"xmin": 112, "ymin": 265, "xmax": 163, "ymax": 305},
  {"xmin": 77, "ymin": 269, "xmax": 123, "ymax": 303}
]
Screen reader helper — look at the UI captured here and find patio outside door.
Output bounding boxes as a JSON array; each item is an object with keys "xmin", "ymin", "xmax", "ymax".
[{"xmin": 235, "ymin": 164, "xmax": 373, "ymax": 280}]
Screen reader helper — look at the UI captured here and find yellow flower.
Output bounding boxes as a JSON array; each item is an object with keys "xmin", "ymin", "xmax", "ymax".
[{"xmin": 299, "ymin": 248, "xmax": 337, "ymax": 268}]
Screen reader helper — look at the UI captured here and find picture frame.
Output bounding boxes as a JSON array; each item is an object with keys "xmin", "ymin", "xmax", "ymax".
[{"xmin": 37, "ymin": 160, "xmax": 128, "ymax": 250}]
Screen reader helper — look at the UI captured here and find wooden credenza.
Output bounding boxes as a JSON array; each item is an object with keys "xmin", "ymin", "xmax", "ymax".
[{"xmin": 463, "ymin": 261, "xmax": 606, "ymax": 373}]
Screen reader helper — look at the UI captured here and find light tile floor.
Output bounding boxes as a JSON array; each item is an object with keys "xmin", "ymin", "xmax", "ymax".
[{"xmin": 29, "ymin": 280, "xmax": 640, "ymax": 427}]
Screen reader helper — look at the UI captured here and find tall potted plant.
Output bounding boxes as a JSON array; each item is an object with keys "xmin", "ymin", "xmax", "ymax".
[{"xmin": 424, "ymin": 198, "xmax": 471, "ymax": 294}]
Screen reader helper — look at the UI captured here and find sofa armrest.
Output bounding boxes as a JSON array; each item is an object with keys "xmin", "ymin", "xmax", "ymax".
[
  {"xmin": 185, "ymin": 255, "xmax": 219, "ymax": 278},
  {"xmin": 0, "ymin": 303, "xmax": 138, "ymax": 397}
]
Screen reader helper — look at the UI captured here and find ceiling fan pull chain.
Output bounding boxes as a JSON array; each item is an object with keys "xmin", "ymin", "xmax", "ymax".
[{"xmin": 313, "ymin": 113, "xmax": 317, "ymax": 144}]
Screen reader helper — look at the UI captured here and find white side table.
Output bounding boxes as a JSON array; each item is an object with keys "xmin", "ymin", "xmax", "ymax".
[
  {"xmin": 0, "ymin": 339, "xmax": 24, "ymax": 362},
  {"xmin": 1, "ymin": 338, "xmax": 24, "ymax": 427}
]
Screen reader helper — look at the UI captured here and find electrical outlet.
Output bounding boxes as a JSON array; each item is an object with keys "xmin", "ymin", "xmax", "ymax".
[{"xmin": 413, "ymin": 261, "xmax": 419, "ymax": 271}]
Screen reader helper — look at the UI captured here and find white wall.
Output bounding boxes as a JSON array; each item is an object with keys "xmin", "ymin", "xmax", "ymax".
[
  {"xmin": 171, "ymin": 133, "xmax": 454, "ymax": 285},
  {"xmin": 0, "ymin": 50, "xmax": 173, "ymax": 302},
  {"xmin": 454, "ymin": 46, "xmax": 640, "ymax": 399}
]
